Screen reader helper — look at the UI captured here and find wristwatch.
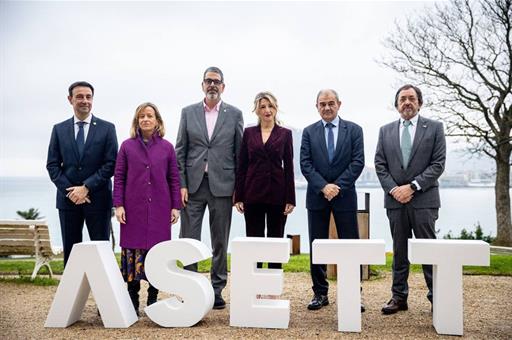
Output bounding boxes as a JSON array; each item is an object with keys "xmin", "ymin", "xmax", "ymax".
[{"xmin": 410, "ymin": 182, "xmax": 418, "ymax": 192}]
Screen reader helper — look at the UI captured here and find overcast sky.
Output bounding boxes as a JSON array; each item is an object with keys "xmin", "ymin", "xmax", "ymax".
[{"xmin": 3, "ymin": 0, "xmax": 486, "ymax": 178}]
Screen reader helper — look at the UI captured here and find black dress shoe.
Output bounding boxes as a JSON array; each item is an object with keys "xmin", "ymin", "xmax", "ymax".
[
  {"xmin": 381, "ymin": 298, "xmax": 408, "ymax": 315},
  {"xmin": 361, "ymin": 303, "xmax": 366, "ymax": 313},
  {"xmin": 307, "ymin": 295, "xmax": 329, "ymax": 310},
  {"xmin": 213, "ymin": 295, "xmax": 226, "ymax": 310}
]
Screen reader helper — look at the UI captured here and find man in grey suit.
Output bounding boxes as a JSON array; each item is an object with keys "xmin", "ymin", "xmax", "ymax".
[
  {"xmin": 375, "ymin": 84, "xmax": 446, "ymax": 314},
  {"xmin": 176, "ymin": 66, "xmax": 243, "ymax": 309}
]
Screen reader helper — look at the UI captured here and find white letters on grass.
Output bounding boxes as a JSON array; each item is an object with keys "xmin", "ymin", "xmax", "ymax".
[
  {"xmin": 230, "ymin": 237, "xmax": 290, "ymax": 329},
  {"xmin": 313, "ymin": 239, "xmax": 386, "ymax": 332},
  {"xmin": 44, "ymin": 238, "xmax": 489, "ymax": 335},
  {"xmin": 45, "ymin": 241, "xmax": 138, "ymax": 328},
  {"xmin": 144, "ymin": 239, "xmax": 214, "ymax": 327},
  {"xmin": 408, "ymin": 239, "xmax": 489, "ymax": 336}
]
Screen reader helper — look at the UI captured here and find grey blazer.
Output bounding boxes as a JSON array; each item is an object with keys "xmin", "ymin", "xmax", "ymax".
[
  {"xmin": 176, "ymin": 101, "xmax": 244, "ymax": 197},
  {"xmin": 374, "ymin": 115, "xmax": 446, "ymax": 209}
]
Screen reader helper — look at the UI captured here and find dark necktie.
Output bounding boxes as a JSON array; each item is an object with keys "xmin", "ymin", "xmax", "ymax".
[
  {"xmin": 401, "ymin": 120, "xmax": 412, "ymax": 168},
  {"xmin": 326, "ymin": 122, "xmax": 335, "ymax": 163},
  {"xmin": 76, "ymin": 121, "xmax": 86, "ymax": 158}
]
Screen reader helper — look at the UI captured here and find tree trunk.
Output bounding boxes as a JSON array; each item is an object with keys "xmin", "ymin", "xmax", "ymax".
[{"xmin": 494, "ymin": 147, "xmax": 512, "ymax": 246}]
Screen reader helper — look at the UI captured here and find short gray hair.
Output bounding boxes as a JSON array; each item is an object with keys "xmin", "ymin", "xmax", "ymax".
[
  {"xmin": 316, "ymin": 89, "xmax": 340, "ymax": 103},
  {"xmin": 203, "ymin": 66, "xmax": 224, "ymax": 82}
]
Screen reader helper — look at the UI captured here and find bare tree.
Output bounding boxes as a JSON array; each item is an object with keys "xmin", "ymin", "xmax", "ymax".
[{"xmin": 383, "ymin": 0, "xmax": 512, "ymax": 246}]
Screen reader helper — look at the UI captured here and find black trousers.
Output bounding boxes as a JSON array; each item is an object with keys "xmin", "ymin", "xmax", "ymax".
[
  {"xmin": 59, "ymin": 208, "xmax": 111, "ymax": 266},
  {"xmin": 387, "ymin": 206, "xmax": 438, "ymax": 303},
  {"xmin": 308, "ymin": 208, "xmax": 359, "ymax": 296},
  {"xmin": 244, "ymin": 203, "xmax": 287, "ymax": 269}
]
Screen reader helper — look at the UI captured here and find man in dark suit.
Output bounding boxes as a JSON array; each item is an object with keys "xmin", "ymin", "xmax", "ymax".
[
  {"xmin": 176, "ymin": 66, "xmax": 244, "ymax": 309},
  {"xmin": 47, "ymin": 81, "xmax": 118, "ymax": 266},
  {"xmin": 300, "ymin": 89, "xmax": 365, "ymax": 311},
  {"xmin": 375, "ymin": 84, "xmax": 446, "ymax": 314}
]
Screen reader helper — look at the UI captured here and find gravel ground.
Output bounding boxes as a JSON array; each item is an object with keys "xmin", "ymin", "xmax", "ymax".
[{"xmin": 1, "ymin": 272, "xmax": 511, "ymax": 339}]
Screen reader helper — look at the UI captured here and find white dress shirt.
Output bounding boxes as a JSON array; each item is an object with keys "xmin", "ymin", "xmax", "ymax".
[{"xmin": 73, "ymin": 114, "xmax": 92, "ymax": 142}]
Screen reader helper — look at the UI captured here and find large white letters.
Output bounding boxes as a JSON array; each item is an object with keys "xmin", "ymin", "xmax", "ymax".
[
  {"xmin": 313, "ymin": 239, "xmax": 385, "ymax": 332},
  {"xmin": 44, "ymin": 238, "xmax": 491, "ymax": 335},
  {"xmin": 144, "ymin": 238, "xmax": 214, "ymax": 327},
  {"xmin": 230, "ymin": 237, "xmax": 290, "ymax": 329},
  {"xmin": 45, "ymin": 241, "xmax": 138, "ymax": 328},
  {"xmin": 408, "ymin": 239, "xmax": 489, "ymax": 336}
]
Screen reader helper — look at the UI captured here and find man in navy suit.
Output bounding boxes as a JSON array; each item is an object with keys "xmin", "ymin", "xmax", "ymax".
[
  {"xmin": 47, "ymin": 81, "xmax": 118, "ymax": 265},
  {"xmin": 300, "ymin": 89, "xmax": 365, "ymax": 311}
]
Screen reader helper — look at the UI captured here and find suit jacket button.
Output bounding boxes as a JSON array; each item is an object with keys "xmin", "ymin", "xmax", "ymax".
[
  {"xmin": 204, "ymin": 158, "xmax": 207, "ymax": 162},
  {"xmin": 78, "ymin": 167, "xmax": 82, "ymax": 170},
  {"xmin": 148, "ymin": 198, "xmax": 152, "ymax": 202}
]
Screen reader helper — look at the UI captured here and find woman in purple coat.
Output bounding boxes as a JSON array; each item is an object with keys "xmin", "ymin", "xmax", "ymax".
[
  {"xmin": 234, "ymin": 92, "xmax": 295, "ymax": 273},
  {"xmin": 113, "ymin": 102, "xmax": 182, "ymax": 315}
]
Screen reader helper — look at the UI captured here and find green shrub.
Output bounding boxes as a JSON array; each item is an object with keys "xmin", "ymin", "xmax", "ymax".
[{"xmin": 443, "ymin": 222, "xmax": 495, "ymax": 243}]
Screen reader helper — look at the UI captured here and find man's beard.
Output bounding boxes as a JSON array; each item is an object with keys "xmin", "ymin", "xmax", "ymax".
[{"xmin": 206, "ymin": 91, "xmax": 219, "ymax": 101}]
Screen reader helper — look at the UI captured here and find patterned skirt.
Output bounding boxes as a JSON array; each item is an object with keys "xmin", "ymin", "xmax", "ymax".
[{"xmin": 121, "ymin": 248, "xmax": 149, "ymax": 282}]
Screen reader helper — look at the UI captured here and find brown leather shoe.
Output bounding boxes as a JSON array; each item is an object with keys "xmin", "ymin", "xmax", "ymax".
[{"xmin": 381, "ymin": 298, "xmax": 408, "ymax": 315}]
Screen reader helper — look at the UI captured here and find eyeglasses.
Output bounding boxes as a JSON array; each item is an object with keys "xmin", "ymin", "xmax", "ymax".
[{"xmin": 203, "ymin": 78, "xmax": 223, "ymax": 86}]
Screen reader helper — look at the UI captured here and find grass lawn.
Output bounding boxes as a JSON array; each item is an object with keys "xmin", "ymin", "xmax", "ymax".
[
  {"xmin": 1, "ymin": 252, "xmax": 510, "ymax": 285},
  {"xmin": 372, "ymin": 253, "xmax": 512, "ymax": 276},
  {"xmin": 0, "ymin": 276, "xmax": 59, "ymax": 286}
]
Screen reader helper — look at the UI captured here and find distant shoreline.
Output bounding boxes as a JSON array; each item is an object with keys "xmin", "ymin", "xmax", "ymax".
[{"xmin": 0, "ymin": 176, "xmax": 503, "ymax": 189}]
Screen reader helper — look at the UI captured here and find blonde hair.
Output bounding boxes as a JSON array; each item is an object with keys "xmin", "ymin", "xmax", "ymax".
[
  {"xmin": 129, "ymin": 102, "xmax": 166, "ymax": 138},
  {"xmin": 253, "ymin": 91, "xmax": 281, "ymax": 126}
]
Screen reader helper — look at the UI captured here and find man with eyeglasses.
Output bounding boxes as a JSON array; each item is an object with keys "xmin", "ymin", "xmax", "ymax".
[
  {"xmin": 300, "ymin": 89, "xmax": 365, "ymax": 311},
  {"xmin": 176, "ymin": 66, "xmax": 243, "ymax": 309},
  {"xmin": 375, "ymin": 85, "xmax": 445, "ymax": 315}
]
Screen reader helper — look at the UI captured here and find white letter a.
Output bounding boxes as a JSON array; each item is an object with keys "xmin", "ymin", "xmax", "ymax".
[{"xmin": 45, "ymin": 241, "xmax": 138, "ymax": 328}]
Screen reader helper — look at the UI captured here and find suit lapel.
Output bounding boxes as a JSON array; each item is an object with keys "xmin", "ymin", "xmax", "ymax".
[
  {"xmin": 333, "ymin": 118, "xmax": 347, "ymax": 162},
  {"xmin": 409, "ymin": 115, "xmax": 427, "ymax": 162},
  {"xmin": 392, "ymin": 119, "xmax": 404, "ymax": 166},
  {"xmin": 81, "ymin": 115, "xmax": 97, "ymax": 161},
  {"xmin": 210, "ymin": 102, "xmax": 227, "ymax": 142},
  {"xmin": 195, "ymin": 102, "xmax": 209, "ymax": 142},
  {"xmin": 264, "ymin": 125, "xmax": 278, "ymax": 147},
  {"xmin": 315, "ymin": 121, "xmax": 330, "ymax": 164},
  {"xmin": 68, "ymin": 117, "xmax": 80, "ymax": 161}
]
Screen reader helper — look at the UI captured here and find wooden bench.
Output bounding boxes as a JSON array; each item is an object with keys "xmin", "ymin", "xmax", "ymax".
[{"xmin": 0, "ymin": 219, "xmax": 59, "ymax": 279}]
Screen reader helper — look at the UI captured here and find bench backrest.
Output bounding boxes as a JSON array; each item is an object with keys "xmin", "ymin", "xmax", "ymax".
[{"xmin": 0, "ymin": 220, "xmax": 53, "ymax": 257}]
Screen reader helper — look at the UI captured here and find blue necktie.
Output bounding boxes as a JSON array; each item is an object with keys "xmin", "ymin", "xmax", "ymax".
[
  {"xmin": 401, "ymin": 120, "xmax": 412, "ymax": 168},
  {"xmin": 76, "ymin": 121, "xmax": 86, "ymax": 158},
  {"xmin": 326, "ymin": 122, "xmax": 334, "ymax": 163}
]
